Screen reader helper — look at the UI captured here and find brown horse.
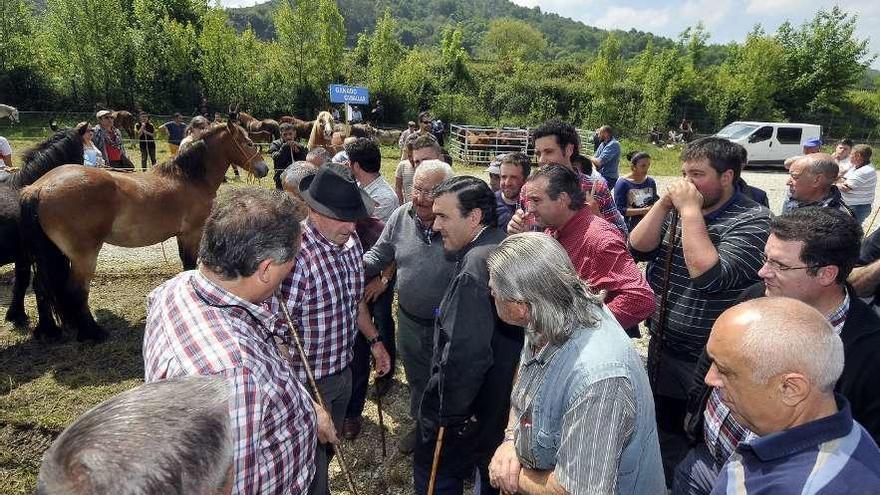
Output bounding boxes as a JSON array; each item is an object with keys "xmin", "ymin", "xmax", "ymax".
[
  {"xmin": 19, "ymin": 117, "xmax": 269, "ymax": 342},
  {"xmin": 111, "ymin": 110, "xmax": 136, "ymax": 139},
  {"xmin": 308, "ymin": 111, "xmax": 335, "ymax": 150},
  {"xmin": 238, "ymin": 111, "xmax": 281, "ymax": 143},
  {"xmin": 279, "ymin": 115, "xmax": 314, "ymax": 138}
]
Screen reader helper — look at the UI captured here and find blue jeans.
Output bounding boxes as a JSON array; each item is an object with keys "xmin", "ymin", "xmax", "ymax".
[
  {"xmin": 672, "ymin": 443, "xmax": 720, "ymax": 495},
  {"xmin": 850, "ymin": 203, "xmax": 872, "ymax": 224},
  {"xmin": 413, "ymin": 462, "xmax": 496, "ymax": 495}
]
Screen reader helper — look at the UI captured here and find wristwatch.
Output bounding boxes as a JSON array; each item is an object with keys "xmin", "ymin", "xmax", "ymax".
[{"xmin": 367, "ymin": 335, "xmax": 381, "ymax": 346}]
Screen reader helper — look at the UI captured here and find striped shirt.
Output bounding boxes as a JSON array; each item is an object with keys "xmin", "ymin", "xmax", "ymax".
[
  {"xmin": 632, "ymin": 193, "xmax": 771, "ymax": 360},
  {"xmin": 511, "ymin": 342, "xmax": 636, "ymax": 493},
  {"xmin": 711, "ymin": 396, "xmax": 880, "ymax": 494},
  {"xmin": 144, "ymin": 270, "xmax": 317, "ymax": 495},
  {"xmin": 270, "ymin": 221, "xmax": 364, "ymax": 382}
]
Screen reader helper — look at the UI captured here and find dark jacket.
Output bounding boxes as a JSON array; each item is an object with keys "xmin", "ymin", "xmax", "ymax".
[
  {"xmin": 737, "ymin": 178, "xmax": 769, "ymax": 208},
  {"xmin": 684, "ymin": 282, "xmax": 880, "ymax": 444},
  {"xmin": 415, "ymin": 227, "xmax": 524, "ymax": 477},
  {"xmin": 269, "ymin": 138, "xmax": 306, "ymax": 172}
]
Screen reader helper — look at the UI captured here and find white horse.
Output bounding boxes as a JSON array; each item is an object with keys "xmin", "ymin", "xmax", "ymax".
[{"xmin": 0, "ymin": 104, "xmax": 19, "ymax": 124}]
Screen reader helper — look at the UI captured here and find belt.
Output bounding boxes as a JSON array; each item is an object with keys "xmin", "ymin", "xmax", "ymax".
[{"xmin": 398, "ymin": 304, "xmax": 435, "ymax": 328}]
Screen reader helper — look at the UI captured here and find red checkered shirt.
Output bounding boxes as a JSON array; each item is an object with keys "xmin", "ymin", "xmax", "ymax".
[
  {"xmin": 547, "ymin": 207, "xmax": 656, "ymax": 329},
  {"xmin": 144, "ymin": 270, "xmax": 317, "ymax": 495},
  {"xmin": 270, "ymin": 220, "xmax": 365, "ymax": 382},
  {"xmin": 522, "ymin": 171, "xmax": 629, "ymax": 235}
]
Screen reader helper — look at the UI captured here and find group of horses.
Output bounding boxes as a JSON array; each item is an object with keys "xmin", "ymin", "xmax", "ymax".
[{"xmin": 1, "ymin": 111, "xmax": 269, "ymax": 342}]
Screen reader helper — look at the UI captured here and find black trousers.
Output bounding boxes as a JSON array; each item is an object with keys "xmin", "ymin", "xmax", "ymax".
[{"xmin": 139, "ymin": 141, "xmax": 156, "ymax": 170}]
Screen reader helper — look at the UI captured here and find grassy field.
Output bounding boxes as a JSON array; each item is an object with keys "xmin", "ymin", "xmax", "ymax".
[{"xmin": 0, "ymin": 128, "xmax": 677, "ymax": 493}]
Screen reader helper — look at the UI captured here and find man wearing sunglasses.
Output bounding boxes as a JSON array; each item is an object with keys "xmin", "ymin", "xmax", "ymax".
[{"xmin": 674, "ymin": 206, "xmax": 880, "ymax": 494}]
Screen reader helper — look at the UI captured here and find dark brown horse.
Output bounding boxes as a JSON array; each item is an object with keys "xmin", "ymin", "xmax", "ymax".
[
  {"xmin": 110, "ymin": 110, "xmax": 136, "ymax": 139},
  {"xmin": 1, "ymin": 128, "xmax": 85, "ymax": 329},
  {"xmin": 20, "ymin": 117, "xmax": 269, "ymax": 342},
  {"xmin": 279, "ymin": 115, "xmax": 314, "ymax": 138},
  {"xmin": 238, "ymin": 111, "xmax": 280, "ymax": 143}
]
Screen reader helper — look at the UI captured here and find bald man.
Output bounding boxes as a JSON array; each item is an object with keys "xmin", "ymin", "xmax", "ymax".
[
  {"xmin": 702, "ymin": 298, "xmax": 880, "ymax": 494},
  {"xmin": 783, "ymin": 153, "xmax": 853, "ymax": 216}
]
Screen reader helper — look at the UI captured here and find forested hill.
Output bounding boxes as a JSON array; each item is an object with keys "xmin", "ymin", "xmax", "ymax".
[{"xmin": 228, "ymin": 0, "xmax": 680, "ymax": 60}]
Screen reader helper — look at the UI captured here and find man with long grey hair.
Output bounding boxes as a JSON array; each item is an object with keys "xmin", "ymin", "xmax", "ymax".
[
  {"xmin": 37, "ymin": 376, "xmax": 233, "ymax": 495},
  {"xmin": 487, "ymin": 233, "xmax": 665, "ymax": 494}
]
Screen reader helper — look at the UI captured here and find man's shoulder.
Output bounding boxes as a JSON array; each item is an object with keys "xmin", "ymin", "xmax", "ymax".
[{"xmin": 716, "ymin": 194, "xmax": 772, "ymax": 225}]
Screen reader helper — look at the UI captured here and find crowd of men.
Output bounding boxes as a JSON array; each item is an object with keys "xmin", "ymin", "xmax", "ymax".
[{"xmin": 34, "ymin": 116, "xmax": 880, "ymax": 495}]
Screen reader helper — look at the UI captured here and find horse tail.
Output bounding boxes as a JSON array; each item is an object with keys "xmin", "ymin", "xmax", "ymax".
[{"xmin": 19, "ymin": 189, "xmax": 72, "ymax": 331}]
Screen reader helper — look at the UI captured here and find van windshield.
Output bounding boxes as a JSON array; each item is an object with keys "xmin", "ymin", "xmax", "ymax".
[{"xmin": 717, "ymin": 123, "xmax": 759, "ymax": 140}]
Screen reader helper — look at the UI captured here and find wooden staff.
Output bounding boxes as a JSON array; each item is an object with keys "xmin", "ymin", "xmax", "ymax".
[
  {"xmin": 865, "ymin": 205, "xmax": 880, "ymax": 238},
  {"xmin": 278, "ymin": 301, "xmax": 360, "ymax": 495},
  {"xmin": 375, "ymin": 377, "xmax": 387, "ymax": 458},
  {"xmin": 650, "ymin": 210, "xmax": 680, "ymax": 387},
  {"xmin": 427, "ymin": 426, "xmax": 446, "ymax": 495}
]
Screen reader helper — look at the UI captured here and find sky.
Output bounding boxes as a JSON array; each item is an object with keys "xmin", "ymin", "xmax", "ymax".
[{"xmin": 219, "ymin": 0, "xmax": 880, "ymax": 69}]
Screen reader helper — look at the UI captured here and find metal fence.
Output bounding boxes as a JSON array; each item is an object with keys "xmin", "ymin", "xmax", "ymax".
[{"xmin": 447, "ymin": 124, "xmax": 603, "ymax": 165}]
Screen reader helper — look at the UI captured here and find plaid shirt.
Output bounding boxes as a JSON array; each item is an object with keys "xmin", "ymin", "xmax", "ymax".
[
  {"xmin": 144, "ymin": 271, "xmax": 317, "ymax": 495},
  {"xmin": 270, "ymin": 221, "xmax": 364, "ymax": 381},
  {"xmin": 703, "ymin": 291, "xmax": 851, "ymax": 465},
  {"xmin": 521, "ymin": 170, "xmax": 629, "ymax": 235}
]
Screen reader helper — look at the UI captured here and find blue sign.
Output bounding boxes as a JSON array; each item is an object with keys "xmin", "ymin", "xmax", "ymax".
[{"xmin": 329, "ymin": 84, "xmax": 370, "ymax": 105}]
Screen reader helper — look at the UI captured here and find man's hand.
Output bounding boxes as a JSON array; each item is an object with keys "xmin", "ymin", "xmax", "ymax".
[
  {"xmin": 508, "ymin": 209, "xmax": 528, "ymax": 234},
  {"xmin": 314, "ymin": 402, "xmax": 339, "ymax": 444},
  {"xmin": 363, "ymin": 276, "xmax": 388, "ymax": 303},
  {"xmin": 370, "ymin": 341, "xmax": 391, "ymax": 376},
  {"xmin": 489, "ymin": 440, "xmax": 521, "ymax": 494},
  {"xmin": 666, "ymin": 179, "xmax": 704, "ymax": 215}
]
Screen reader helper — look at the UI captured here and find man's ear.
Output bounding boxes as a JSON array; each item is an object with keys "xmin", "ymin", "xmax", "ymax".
[
  {"xmin": 256, "ymin": 258, "xmax": 275, "ymax": 284},
  {"xmin": 468, "ymin": 207, "xmax": 483, "ymax": 228},
  {"xmin": 778, "ymin": 372, "xmax": 810, "ymax": 407},
  {"xmin": 564, "ymin": 143, "xmax": 575, "ymax": 161}
]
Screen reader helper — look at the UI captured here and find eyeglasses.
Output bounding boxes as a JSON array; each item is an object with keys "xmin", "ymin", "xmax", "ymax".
[
  {"xmin": 761, "ymin": 253, "xmax": 814, "ymax": 272},
  {"xmin": 412, "ymin": 187, "xmax": 434, "ymax": 199}
]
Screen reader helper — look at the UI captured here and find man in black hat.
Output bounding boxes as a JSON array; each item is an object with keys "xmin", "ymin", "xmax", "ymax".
[{"xmin": 271, "ymin": 166, "xmax": 391, "ymax": 495}]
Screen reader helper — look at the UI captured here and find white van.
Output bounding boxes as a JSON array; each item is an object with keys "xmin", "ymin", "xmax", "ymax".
[{"xmin": 715, "ymin": 121, "xmax": 822, "ymax": 166}]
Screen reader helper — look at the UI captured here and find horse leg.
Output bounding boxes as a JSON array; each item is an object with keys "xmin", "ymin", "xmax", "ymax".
[
  {"xmin": 177, "ymin": 231, "xmax": 201, "ymax": 271},
  {"xmin": 31, "ymin": 266, "xmax": 63, "ymax": 342},
  {"xmin": 5, "ymin": 258, "xmax": 31, "ymax": 327},
  {"xmin": 64, "ymin": 251, "xmax": 106, "ymax": 342}
]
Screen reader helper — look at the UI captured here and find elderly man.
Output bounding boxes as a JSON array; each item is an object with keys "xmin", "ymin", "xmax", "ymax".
[
  {"xmin": 144, "ymin": 188, "xmax": 327, "ymax": 494},
  {"xmin": 270, "ymin": 122, "xmax": 307, "ymax": 190},
  {"xmin": 495, "ymin": 153, "xmax": 529, "ymax": 228},
  {"xmin": 515, "ymin": 164, "xmax": 654, "ymax": 332},
  {"xmin": 93, "ymin": 110, "xmax": 128, "ymax": 169},
  {"xmin": 629, "ymin": 137, "xmax": 771, "ymax": 483},
  {"xmin": 395, "ymin": 133, "xmax": 443, "ymax": 215},
  {"xmin": 487, "ymin": 233, "xmax": 665, "ymax": 494},
  {"xmin": 38, "ymin": 376, "xmax": 233, "ymax": 494},
  {"xmin": 272, "ymin": 167, "xmax": 390, "ymax": 495},
  {"xmin": 590, "ymin": 124, "xmax": 621, "ymax": 186},
  {"xmin": 675, "ymin": 207, "xmax": 880, "ymax": 494},
  {"xmin": 785, "ymin": 153, "xmax": 853, "ymax": 215},
  {"xmin": 508, "ymin": 119, "xmax": 628, "ymax": 235},
  {"xmin": 704, "ymin": 298, "xmax": 880, "ymax": 494},
  {"xmin": 838, "ymin": 144, "xmax": 876, "ymax": 223},
  {"xmin": 305, "ymin": 147, "xmax": 330, "ymax": 168},
  {"xmin": 363, "ymin": 159, "xmax": 456, "ymax": 453},
  {"xmin": 414, "ymin": 176, "xmax": 523, "ymax": 495}
]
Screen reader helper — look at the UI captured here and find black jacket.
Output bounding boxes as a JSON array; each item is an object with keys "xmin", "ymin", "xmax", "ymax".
[
  {"xmin": 268, "ymin": 138, "xmax": 306, "ymax": 172},
  {"xmin": 684, "ymin": 282, "xmax": 880, "ymax": 444},
  {"xmin": 415, "ymin": 227, "xmax": 524, "ymax": 476}
]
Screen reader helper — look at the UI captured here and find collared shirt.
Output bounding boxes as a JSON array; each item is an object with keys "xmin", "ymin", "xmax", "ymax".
[
  {"xmin": 711, "ymin": 396, "xmax": 880, "ymax": 494},
  {"xmin": 495, "ymin": 189, "xmax": 518, "ymax": 230},
  {"xmin": 270, "ymin": 221, "xmax": 364, "ymax": 381},
  {"xmin": 547, "ymin": 208, "xmax": 655, "ymax": 329},
  {"xmin": 144, "ymin": 271, "xmax": 317, "ymax": 495},
  {"xmin": 361, "ymin": 175, "xmax": 400, "ymax": 223},
  {"xmin": 784, "ymin": 186, "xmax": 854, "ymax": 216},
  {"xmin": 511, "ymin": 341, "xmax": 636, "ymax": 493},
  {"xmin": 522, "ymin": 170, "xmax": 628, "ymax": 235},
  {"xmin": 704, "ymin": 289, "xmax": 852, "ymax": 464}
]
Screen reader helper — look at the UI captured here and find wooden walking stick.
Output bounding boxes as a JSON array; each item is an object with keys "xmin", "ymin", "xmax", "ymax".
[
  {"xmin": 427, "ymin": 426, "xmax": 446, "ymax": 495},
  {"xmin": 375, "ymin": 377, "xmax": 387, "ymax": 458},
  {"xmin": 649, "ymin": 210, "xmax": 680, "ymax": 387},
  {"xmin": 864, "ymin": 205, "xmax": 880, "ymax": 238},
  {"xmin": 278, "ymin": 300, "xmax": 360, "ymax": 495}
]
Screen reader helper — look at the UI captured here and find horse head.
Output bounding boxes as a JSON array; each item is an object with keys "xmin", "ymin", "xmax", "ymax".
[
  {"xmin": 316, "ymin": 111, "xmax": 334, "ymax": 140},
  {"xmin": 223, "ymin": 118, "xmax": 268, "ymax": 178}
]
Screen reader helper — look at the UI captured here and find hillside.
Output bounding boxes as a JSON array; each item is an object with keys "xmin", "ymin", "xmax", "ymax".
[{"xmin": 227, "ymin": 0, "xmax": 680, "ymax": 60}]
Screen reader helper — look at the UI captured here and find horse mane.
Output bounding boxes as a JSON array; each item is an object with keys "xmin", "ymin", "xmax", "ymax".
[
  {"xmin": 153, "ymin": 124, "xmax": 228, "ymax": 181},
  {"xmin": 309, "ymin": 111, "xmax": 334, "ymax": 148},
  {"xmin": 10, "ymin": 129, "xmax": 85, "ymax": 190}
]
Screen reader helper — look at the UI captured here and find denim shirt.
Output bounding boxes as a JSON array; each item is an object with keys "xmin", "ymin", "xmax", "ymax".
[{"xmin": 528, "ymin": 307, "xmax": 666, "ymax": 493}]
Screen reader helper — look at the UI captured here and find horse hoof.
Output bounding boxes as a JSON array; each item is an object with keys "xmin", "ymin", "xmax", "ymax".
[
  {"xmin": 77, "ymin": 327, "xmax": 108, "ymax": 343},
  {"xmin": 33, "ymin": 321, "xmax": 63, "ymax": 342},
  {"xmin": 4, "ymin": 309, "xmax": 30, "ymax": 328}
]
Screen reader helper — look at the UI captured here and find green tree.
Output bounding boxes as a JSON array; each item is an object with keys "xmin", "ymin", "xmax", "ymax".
[
  {"xmin": 479, "ymin": 18, "xmax": 547, "ymax": 63},
  {"xmin": 0, "ymin": 0, "xmax": 54, "ymax": 107},
  {"xmin": 368, "ymin": 9, "xmax": 403, "ymax": 97},
  {"xmin": 775, "ymin": 6, "xmax": 875, "ymax": 118},
  {"xmin": 439, "ymin": 25, "xmax": 472, "ymax": 92},
  {"xmin": 197, "ymin": 8, "xmax": 241, "ymax": 107}
]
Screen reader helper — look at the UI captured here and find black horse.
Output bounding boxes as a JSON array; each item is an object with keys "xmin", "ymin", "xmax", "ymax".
[{"xmin": 1, "ymin": 128, "xmax": 85, "ymax": 331}]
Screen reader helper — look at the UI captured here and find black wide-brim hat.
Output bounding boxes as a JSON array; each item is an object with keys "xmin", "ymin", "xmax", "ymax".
[{"xmin": 299, "ymin": 167, "xmax": 376, "ymax": 222}]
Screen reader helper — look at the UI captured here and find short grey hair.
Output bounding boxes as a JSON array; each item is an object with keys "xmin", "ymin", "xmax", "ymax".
[
  {"xmin": 801, "ymin": 153, "xmax": 840, "ymax": 181},
  {"xmin": 306, "ymin": 147, "xmax": 331, "ymax": 166},
  {"xmin": 281, "ymin": 161, "xmax": 317, "ymax": 191},
  {"xmin": 413, "ymin": 159, "xmax": 453, "ymax": 181},
  {"xmin": 487, "ymin": 233, "xmax": 605, "ymax": 347},
  {"xmin": 736, "ymin": 297, "xmax": 844, "ymax": 392},
  {"xmin": 38, "ymin": 376, "xmax": 233, "ymax": 495}
]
